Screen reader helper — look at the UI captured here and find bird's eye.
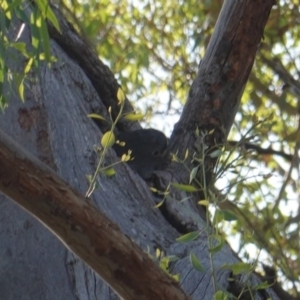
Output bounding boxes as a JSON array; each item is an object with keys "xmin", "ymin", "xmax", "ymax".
[{"xmin": 153, "ymin": 150, "xmax": 160, "ymax": 156}]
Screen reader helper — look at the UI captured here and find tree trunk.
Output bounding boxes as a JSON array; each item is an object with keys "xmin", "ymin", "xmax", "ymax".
[{"xmin": 0, "ymin": 1, "xmax": 279, "ymax": 299}]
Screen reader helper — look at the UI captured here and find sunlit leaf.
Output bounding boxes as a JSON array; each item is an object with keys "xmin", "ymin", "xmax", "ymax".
[
  {"xmin": 154, "ymin": 200, "xmax": 164, "ymax": 208},
  {"xmin": 86, "ymin": 174, "xmax": 93, "ymax": 183},
  {"xmin": 24, "ymin": 58, "xmax": 33, "ymax": 74},
  {"xmin": 176, "ymin": 231, "xmax": 200, "ymax": 243},
  {"xmin": 172, "ymin": 183, "xmax": 198, "ymax": 192},
  {"xmin": 209, "ymin": 149, "xmax": 223, "ymax": 158},
  {"xmin": 123, "ymin": 113, "xmax": 144, "ymax": 121},
  {"xmin": 38, "ymin": 14, "xmax": 51, "ymax": 61},
  {"xmin": 101, "ymin": 131, "xmax": 115, "ymax": 148},
  {"xmin": 189, "ymin": 252, "xmax": 204, "ymax": 272},
  {"xmin": 208, "ymin": 234, "xmax": 224, "ymax": 254},
  {"xmin": 172, "ymin": 273, "xmax": 180, "ymax": 282},
  {"xmin": 184, "ymin": 148, "xmax": 189, "ymax": 160},
  {"xmin": 156, "ymin": 248, "xmax": 161, "ymax": 258},
  {"xmin": 117, "ymin": 88, "xmax": 125, "ymax": 103},
  {"xmin": 18, "ymin": 80, "xmax": 24, "ymax": 101},
  {"xmin": 87, "ymin": 113, "xmax": 107, "ymax": 121},
  {"xmin": 121, "ymin": 152, "xmax": 131, "ymax": 162},
  {"xmin": 102, "ymin": 168, "xmax": 116, "ymax": 177},
  {"xmin": 221, "ymin": 210, "xmax": 237, "ymax": 222},
  {"xmin": 214, "ymin": 291, "xmax": 228, "ymax": 300},
  {"xmin": 189, "ymin": 166, "xmax": 199, "ymax": 184},
  {"xmin": 213, "ymin": 210, "xmax": 224, "ymax": 224},
  {"xmin": 254, "ymin": 281, "xmax": 272, "ymax": 290},
  {"xmin": 222, "ymin": 262, "xmax": 252, "ymax": 275},
  {"xmin": 198, "ymin": 200, "xmax": 209, "ymax": 206}
]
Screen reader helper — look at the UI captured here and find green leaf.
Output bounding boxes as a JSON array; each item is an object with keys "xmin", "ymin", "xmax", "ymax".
[
  {"xmin": 117, "ymin": 88, "xmax": 125, "ymax": 103},
  {"xmin": 209, "ymin": 149, "xmax": 223, "ymax": 158},
  {"xmin": 123, "ymin": 113, "xmax": 144, "ymax": 121},
  {"xmin": 198, "ymin": 200, "xmax": 209, "ymax": 206},
  {"xmin": 189, "ymin": 252, "xmax": 204, "ymax": 272},
  {"xmin": 171, "ymin": 183, "xmax": 198, "ymax": 192},
  {"xmin": 38, "ymin": 14, "xmax": 51, "ymax": 62},
  {"xmin": 10, "ymin": 42, "xmax": 27, "ymax": 54},
  {"xmin": 87, "ymin": 113, "xmax": 107, "ymax": 121},
  {"xmin": 14, "ymin": 4, "xmax": 30, "ymax": 23},
  {"xmin": 3, "ymin": 0, "xmax": 23, "ymax": 13},
  {"xmin": 1, "ymin": 0, "xmax": 11, "ymax": 19},
  {"xmin": 102, "ymin": 168, "xmax": 116, "ymax": 177},
  {"xmin": 189, "ymin": 166, "xmax": 199, "ymax": 184},
  {"xmin": 154, "ymin": 199, "xmax": 164, "ymax": 208},
  {"xmin": 156, "ymin": 248, "xmax": 161, "ymax": 258},
  {"xmin": 101, "ymin": 131, "xmax": 115, "ymax": 148},
  {"xmin": 30, "ymin": 11, "xmax": 40, "ymax": 50},
  {"xmin": 222, "ymin": 262, "xmax": 252, "ymax": 275},
  {"xmin": 254, "ymin": 281, "xmax": 272, "ymax": 290},
  {"xmin": 86, "ymin": 174, "xmax": 93, "ymax": 183},
  {"xmin": 166, "ymin": 255, "xmax": 179, "ymax": 262},
  {"xmin": 18, "ymin": 80, "xmax": 24, "ymax": 101},
  {"xmin": 208, "ymin": 234, "xmax": 224, "ymax": 254},
  {"xmin": 184, "ymin": 148, "xmax": 189, "ymax": 160},
  {"xmin": 213, "ymin": 291, "xmax": 228, "ymax": 300},
  {"xmin": 221, "ymin": 210, "xmax": 238, "ymax": 221},
  {"xmin": 172, "ymin": 273, "xmax": 180, "ymax": 282},
  {"xmin": 0, "ymin": 67, "xmax": 4, "ymax": 84},
  {"xmin": 0, "ymin": 81, "xmax": 6, "ymax": 110},
  {"xmin": 213, "ymin": 210, "xmax": 224, "ymax": 224},
  {"xmin": 24, "ymin": 58, "xmax": 33, "ymax": 74},
  {"xmin": 176, "ymin": 231, "xmax": 200, "ymax": 243},
  {"xmin": 45, "ymin": 5, "xmax": 60, "ymax": 31}
]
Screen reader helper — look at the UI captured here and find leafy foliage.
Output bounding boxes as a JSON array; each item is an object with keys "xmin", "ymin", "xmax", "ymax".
[
  {"xmin": 0, "ymin": 0, "xmax": 58, "ymax": 108},
  {"xmin": 2, "ymin": 0, "xmax": 299, "ymax": 297},
  {"xmin": 59, "ymin": 0, "xmax": 300, "ymax": 295}
]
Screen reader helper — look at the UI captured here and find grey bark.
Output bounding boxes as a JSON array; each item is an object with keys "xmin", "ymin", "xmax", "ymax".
[{"xmin": 0, "ymin": 1, "xmax": 280, "ymax": 300}]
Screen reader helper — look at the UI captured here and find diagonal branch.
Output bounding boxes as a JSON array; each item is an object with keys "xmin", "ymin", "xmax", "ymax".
[
  {"xmin": 169, "ymin": 0, "xmax": 275, "ymax": 184},
  {"xmin": 227, "ymin": 140, "xmax": 294, "ymax": 161},
  {"xmin": 47, "ymin": 5, "xmax": 140, "ymax": 133},
  {"xmin": 0, "ymin": 129, "xmax": 190, "ymax": 300}
]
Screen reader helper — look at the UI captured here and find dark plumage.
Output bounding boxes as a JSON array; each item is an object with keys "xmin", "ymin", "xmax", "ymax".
[{"xmin": 113, "ymin": 129, "xmax": 170, "ymax": 179}]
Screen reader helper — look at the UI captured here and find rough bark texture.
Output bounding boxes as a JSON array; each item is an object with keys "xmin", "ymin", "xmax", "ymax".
[
  {"xmin": 171, "ymin": 0, "xmax": 276, "ymax": 160},
  {"xmin": 0, "ymin": 130, "xmax": 189, "ymax": 300},
  {"xmin": 0, "ymin": 1, "xmax": 280, "ymax": 300}
]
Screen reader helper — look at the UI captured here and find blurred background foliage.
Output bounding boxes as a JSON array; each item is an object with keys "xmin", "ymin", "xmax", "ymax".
[
  {"xmin": 1, "ymin": 0, "xmax": 299, "ymax": 297},
  {"xmin": 60, "ymin": 0, "xmax": 300, "ymax": 295}
]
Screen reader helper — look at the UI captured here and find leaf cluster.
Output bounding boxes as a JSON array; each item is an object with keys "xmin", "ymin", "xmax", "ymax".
[{"xmin": 60, "ymin": 0, "xmax": 300, "ymax": 294}]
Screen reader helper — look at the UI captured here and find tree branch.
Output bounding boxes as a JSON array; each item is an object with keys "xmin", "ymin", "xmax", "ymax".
[
  {"xmin": 169, "ymin": 0, "xmax": 275, "ymax": 186},
  {"xmin": 0, "ymin": 129, "xmax": 190, "ymax": 300},
  {"xmin": 47, "ymin": 5, "xmax": 140, "ymax": 132},
  {"xmin": 227, "ymin": 140, "xmax": 294, "ymax": 161}
]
